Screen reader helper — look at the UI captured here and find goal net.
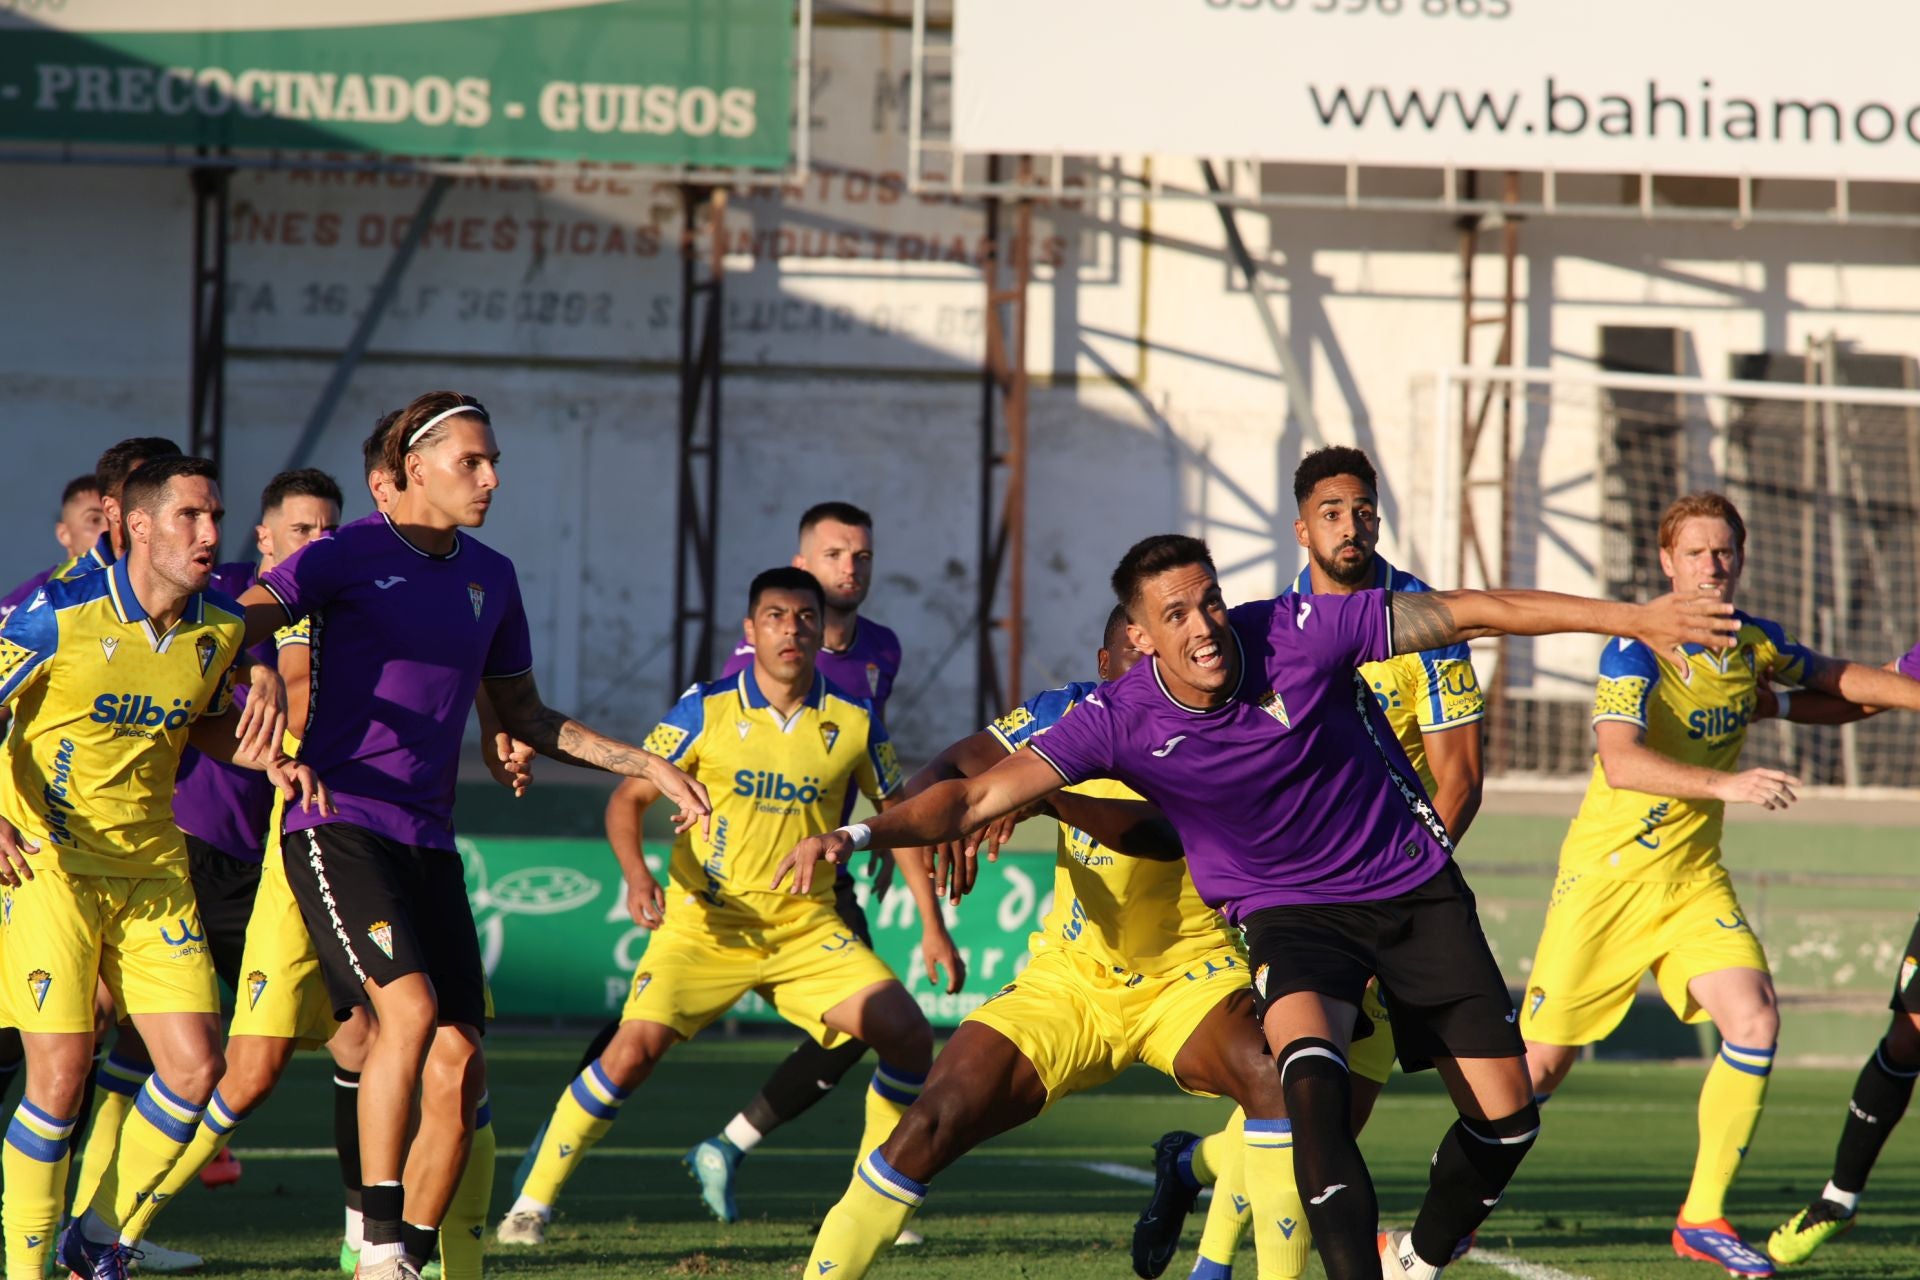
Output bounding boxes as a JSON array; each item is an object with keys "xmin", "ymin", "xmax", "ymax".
[{"xmin": 1430, "ymin": 357, "xmax": 1920, "ymax": 792}]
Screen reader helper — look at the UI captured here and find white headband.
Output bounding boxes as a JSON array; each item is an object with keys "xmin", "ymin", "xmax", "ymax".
[{"xmin": 406, "ymin": 404, "xmax": 487, "ymax": 449}]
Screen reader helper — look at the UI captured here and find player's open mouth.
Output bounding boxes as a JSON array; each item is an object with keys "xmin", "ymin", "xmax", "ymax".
[{"xmin": 1191, "ymin": 642, "xmax": 1222, "ymax": 669}]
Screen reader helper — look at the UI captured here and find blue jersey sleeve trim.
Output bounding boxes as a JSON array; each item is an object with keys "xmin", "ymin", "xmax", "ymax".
[
  {"xmin": 985, "ymin": 681, "xmax": 1099, "ymax": 752},
  {"xmin": 0, "ymin": 590, "xmax": 60, "ymax": 704},
  {"xmin": 1597, "ymin": 637, "xmax": 1661, "ymax": 682}
]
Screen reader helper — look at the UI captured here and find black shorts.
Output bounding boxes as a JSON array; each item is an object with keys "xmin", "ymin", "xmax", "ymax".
[
  {"xmin": 283, "ymin": 821, "xmax": 487, "ymax": 1030},
  {"xmin": 1892, "ymin": 916, "xmax": 1920, "ymax": 1016},
  {"xmin": 1240, "ymin": 861, "xmax": 1522, "ymax": 1071},
  {"xmin": 833, "ymin": 869, "xmax": 874, "ymax": 948},
  {"xmin": 185, "ymin": 834, "xmax": 261, "ymax": 994}
]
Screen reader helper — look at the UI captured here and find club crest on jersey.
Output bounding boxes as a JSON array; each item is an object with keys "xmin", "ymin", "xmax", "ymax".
[
  {"xmin": 820, "ymin": 720, "xmax": 840, "ymax": 753},
  {"xmin": 99, "ymin": 636, "xmax": 118, "ymax": 663},
  {"xmin": 1528, "ymin": 986, "xmax": 1547, "ymax": 1017},
  {"xmin": 865, "ymin": 662, "xmax": 881, "ymax": 695},
  {"xmin": 1903, "ymin": 957, "xmax": 1918, "ymax": 992},
  {"xmin": 467, "ymin": 582, "xmax": 485, "ymax": 620},
  {"xmin": 1253, "ymin": 963, "xmax": 1270, "ymax": 998},
  {"xmin": 25, "ymin": 969, "xmax": 50, "ymax": 1012},
  {"xmin": 247, "ymin": 970, "xmax": 268, "ymax": 1010},
  {"xmin": 367, "ymin": 921, "xmax": 395, "ymax": 960},
  {"xmin": 632, "ymin": 971, "xmax": 652, "ymax": 997},
  {"xmin": 1256, "ymin": 689, "xmax": 1291, "ymax": 728},
  {"xmin": 2, "ymin": 893, "xmax": 10, "ymax": 926},
  {"xmin": 194, "ymin": 634, "xmax": 217, "ymax": 676}
]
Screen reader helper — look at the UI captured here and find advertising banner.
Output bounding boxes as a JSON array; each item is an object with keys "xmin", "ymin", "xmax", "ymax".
[
  {"xmin": 953, "ymin": 0, "xmax": 1920, "ymax": 183},
  {"xmin": 0, "ymin": 0, "xmax": 791, "ymax": 167},
  {"xmin": 461, "ymin": 836, "xmax": 1050, "ymax": 1026}
]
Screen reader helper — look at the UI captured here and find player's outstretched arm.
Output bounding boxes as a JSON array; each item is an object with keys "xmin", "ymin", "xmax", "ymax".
[
  {"xmin": 482, "ymin": 670, "xmax": 711, "ymax": 838},
  {"xmin": 1796, "ymin": 652, "xmax": 1920, "ymax": 715},
  {"xmin": 1391, "ymin": 589, "xmax": 1738, "ymax": 663},
  {"xmin": 875, "ymin": 805, "xmax": 967, "ymax": 994},
  {"xmin": 186, "ymin": 712, "xmax": 334, "ymax": 815},
  {"xmin": 1593, "ymin": 720, "xmax": 1799, "ymax": 810},
  {"xmin": 773, "ymin": 748, "xmax": 1064, "ymax": 898},
  {"xmin": 605, "ymin": 776, "xmax": 665, "ymax": 928}
]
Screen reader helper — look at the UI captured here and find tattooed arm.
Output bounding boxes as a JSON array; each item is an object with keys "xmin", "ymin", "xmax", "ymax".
[
  {"xmin": 482, "ymin": 670, "xmax": 711, "ymax": 835},
  {"xmin": 1388, "ymin": 588, "xmax": 1738, "ymax": 662}
]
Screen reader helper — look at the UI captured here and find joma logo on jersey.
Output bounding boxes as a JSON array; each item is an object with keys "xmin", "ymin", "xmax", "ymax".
[
  {"xmin": 732, "ymin": 770, "xmax": 824, "ymax": 804},
  {"xmin": 90, "ymin": 693, "xmax": 193, "ymax": 731},
  {"xmin": 1686, "ymin": 700, "xmax": 1754, "ymax": 740}
]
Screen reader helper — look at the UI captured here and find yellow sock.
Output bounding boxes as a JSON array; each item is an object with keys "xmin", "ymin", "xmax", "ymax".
[
  {"xmin": 1682, "ymin": 1040, "xmax": 1775, "ymax": 1223},
  {"xmin": 91, "ymin": 1075, "xmax": 204, "ymax": 1238},
  {"xmin": 441, "ymin": 1096, "xmax": 495, "ymax": 1280},
  {"xmin": 69, "ymin": 1052, "xmax": 145, "ymax": 1217},
  {"xmin": 1191, "ymin": 1108, "xmax": 1244, "ymax": 1184},
  {"xmin": 118, "ymin": 1089, "xmax": 247, "ymax": 1245},
  {"xmin": 1243, "ymin": 1118, "xmax": 1310, "ymax": 1280},
  {"xmin": 3, "ymin": 1101, "xmax": 76, "ymax": 1280},
  {"xmin": 517, "ymin": 1061, "xmax": 629, "ymax": 1211},
  {"xmin": 856, "ymin": 1063, "xmax": 926, "ymax": 1166},
  {"xmin": 1193, "ymin": 1113, "xmax": 1251, "ymax": 1275},
  {"xmin": 809, "ymin": 1150, "xmax": 927, "ymax": 1279}
]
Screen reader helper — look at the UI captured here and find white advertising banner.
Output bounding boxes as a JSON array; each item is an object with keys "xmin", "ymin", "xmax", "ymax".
[{"xmin": 953, "ymin": 0, "xmax": 1920, "ymax": 182}]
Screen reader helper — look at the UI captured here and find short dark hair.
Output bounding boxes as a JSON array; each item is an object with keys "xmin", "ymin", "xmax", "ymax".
[
  {"xmin": 798, "ymin": 502, "xmax": 873, "ymax": 537},
  {"xmin": 1292, "ymin": 445, "xmax": 1378, "ymax": 508},
  {"xmin": 382, "ymin": 392, "xmax": 489, "ymax": 490},
  {"xmin": 363, "ymin": 412, "xmax": 402, "ymax": 480},
  {"xmin": 748, "ymin": 566, "xmax": 825, "ymax": 615},
  {"xmin": 60, "ymin": 474, "xmax": 100, "ymax": 507},
  {"xmin": 121, "ymin": 455, "xmax": 219, "ymax": 518},
  {"xmin": 261, "ymin": 468, "xmax": 344, "ymax": 517},
  {"xmin": 1101, "ymin": 604, "xmax": 1131, "ymax": 652},
  {"xmin": 95, "ymin": 437, "xmax": 183, "ymax": 501},
  {"xmin": 1110, "ymin": 534, "xmax": 1217, "ymax": 616}
]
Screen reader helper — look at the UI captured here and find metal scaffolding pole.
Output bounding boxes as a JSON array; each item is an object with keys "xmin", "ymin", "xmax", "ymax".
[
  {"xmin": 188, "ymin": 165, "xmax": 232, "ymax": 474},
  {"xmin": 975, "ymin": 155, "xmax": 1033, "ymax": 725},
  {"xmin": 671, "ymin": 184, "xmax": 728, "ymax": 692}
]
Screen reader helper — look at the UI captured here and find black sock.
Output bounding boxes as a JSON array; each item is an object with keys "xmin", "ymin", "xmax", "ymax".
[
  {"xmin": 570, "ymin": 1020, "xmax": 623, "ymax": 1077},
  {"xmin": 362, "ymin": 1183, "xmax": 404, "ymax": 1247},
  {"xmin": 333, "ymin": 1069, "xmax": 363, "ymax": 1201},
  {"xmin": 67, "ymin": 1048, "xmax": 105, "ymax": 1157},
  {"xmin": 401, "ymin": 1221, "xmax": 439, "ymax": 1266},
  {"xmin": 1409, "ymin": 1103, "xmax": 1542, "ymax": 1268},
  {"xmin": 740, "ymin": 1035, "xmax": 872, "ymax": 1136},
  {"xmin": 1279, "ymin": 1039, "xmax": 1379, "ymax": 1280},
  {"xmin": 1832, "ymin": 1037, "xmax": 1920, "ymax": 1195}
]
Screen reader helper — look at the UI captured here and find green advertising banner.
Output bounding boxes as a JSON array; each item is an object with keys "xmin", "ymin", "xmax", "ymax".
[
  {"xmin": 0, "ymin": 0, "xmax": 792, "ymax": 167},
  {"xmin": 459, "ymin": 836, "xmax": 1049, "ymax": 1027}
]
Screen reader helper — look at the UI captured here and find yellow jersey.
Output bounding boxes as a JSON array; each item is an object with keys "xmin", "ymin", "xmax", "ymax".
[
  {"xmin": 989, "ymin": 682, "xmax": 1241, "ymax": 977},
  {"xmin": 0, "ymin": 559, "xmax": 243, "ymax": 878},
  {"xmin": 1293, "ymin": 559, "xmax": 1484, "ymax": 798},
  {"xmin": 1559, "ymin": 614, "xmax": 1813, "ymax": 882},
  {"xmin": 643, "ymin": 668, "xmax": 902, "ymax": 934}
]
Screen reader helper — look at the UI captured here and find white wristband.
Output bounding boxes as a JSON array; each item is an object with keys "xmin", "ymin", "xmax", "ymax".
[
  {"xmin": 1774, "ymin": 690, "xmax": 1792, "ymax": 720},
  {"xmin": 837, "ymin": 823, "xmax": 872, "ymax": 851}
]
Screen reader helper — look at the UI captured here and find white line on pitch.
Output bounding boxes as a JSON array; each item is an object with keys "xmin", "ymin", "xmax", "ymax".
[{"xmin": 1071, "ymin": 1161, "xmax": 1591, "ymax": 1280}]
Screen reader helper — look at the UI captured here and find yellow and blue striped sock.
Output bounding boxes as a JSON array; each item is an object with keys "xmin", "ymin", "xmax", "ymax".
[
  {"xmin": 69, "ymin": 1050, "xmax": 146, "ymax": 1216},
  {"xmin": 514, "ymin": 1060, "xmax": 630, "ymax": 1213},
  {"xmin": 119, "ymin": 1088, "xmax": 249, "ymax": 1244},
  {"xmin": 93, "ymin": 1074, "xmax": 205, "ymax": 1241},
  {"xmin": 809, "ymin": 1149, "xmax": 928, "ymax": 1279},
  {"xmin": 3, "ymin": 1101, "xmax": 75, "ymax": 1280},
  {"xmin": 857, "ymin": 1064, "xmax": 926, "ymax": 1163},
  {"xmin": 441, "ymin": 1092, "xmax": 494, "ymax": 1280},
  {"xmin": 1682, "ymin": 1039, "xmax": 1775, "ymax": 1223},
  {"xmin": 1244, "ymin": 1118, "xmax": 1311, "ymax": 1280}
]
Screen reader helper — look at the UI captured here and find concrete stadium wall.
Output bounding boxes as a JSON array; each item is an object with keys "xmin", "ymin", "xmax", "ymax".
[{"xmin": 4, "ymin": 20, "xmax": 1920, "ymax": 759}]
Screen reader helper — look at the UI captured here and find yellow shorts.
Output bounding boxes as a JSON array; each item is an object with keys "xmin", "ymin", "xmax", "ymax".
[
  {"xmin": 1349, "ymin": 982, "xmax": 1396, "ymax": 1086},
  {"xmin": 0, "ymin": 865, "xmax": 219, "ymax": 1033},
  {"xmin": 227, "ymin": 805, "xmax": 336, "ymax": 1049},
  {"xmin": 965, "ymin": 944, "xmax": 1254, "ymax": 1104},
  {"xmin": 622, "ymin": 905, "xmax": 898, "ymax": 1047},
  {"xmin": 1520, "ymin": 869, "xmax": 1768, "ymax": 1046}
]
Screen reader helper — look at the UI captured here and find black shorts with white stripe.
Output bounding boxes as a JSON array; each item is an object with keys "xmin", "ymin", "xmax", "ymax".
[{"xmin": 283, "ymin": 820, "xmax": 488, "ymax": 1030}]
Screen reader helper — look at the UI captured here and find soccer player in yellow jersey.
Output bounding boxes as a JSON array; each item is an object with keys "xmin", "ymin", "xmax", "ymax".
[
  {"xmin": 1521, "ymin": 492, "xmax": 1920, "ymax": 1279},
  {"xmin": 1143, "ymin": 445, "xmax": 1489, "ymax": 1280},
  {"xmin": 495, "ymin": 566, "xmax": 940, "ymax": 1246},
  {"xmin": 802, "ymin": 606, "xmax": 1304, "ymax": 1280},
  {"xmin": 0, "ymin": 456, "xmax": 320, "ymax": 1280}
]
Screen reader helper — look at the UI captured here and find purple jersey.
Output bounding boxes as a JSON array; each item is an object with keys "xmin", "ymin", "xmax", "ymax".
[
  {"xmin": 1027, "ymin": 591, "xmax": 1452, "ymax": 921},
  {"xmin": 1900, "ymin": 641, "xmax": 1920, "ymax": 682},
  {"xmin": 172, "ymin": 562, "xmax": 277, "ymax": 861},
  {"xmin": 0, "ymin": 565, "xmax": 57, "ymax": 625},
  {"xmin": 260, "ymin": 513, "xmax": 534, "ymax": 850},
  {"xmin": 721, "ymin": 616, "xmax": 902, "ymax": 715}
]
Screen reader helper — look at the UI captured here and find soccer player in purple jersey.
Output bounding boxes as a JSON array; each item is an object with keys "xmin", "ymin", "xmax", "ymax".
[
  {"xmin": 233, "ymin": 392, "xmax": 710, "ymax": 1280},
  {"xmin": 1766, "ymin": 636, "xmax": 1920, "ymax": 1267},
  {"xmin": 0, "ymin": 475, "xmax": 105, "ymax": 626},
  {"xmin": 776, "ymin": 533, "xmax": 1740, "ymax": 1280}
]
